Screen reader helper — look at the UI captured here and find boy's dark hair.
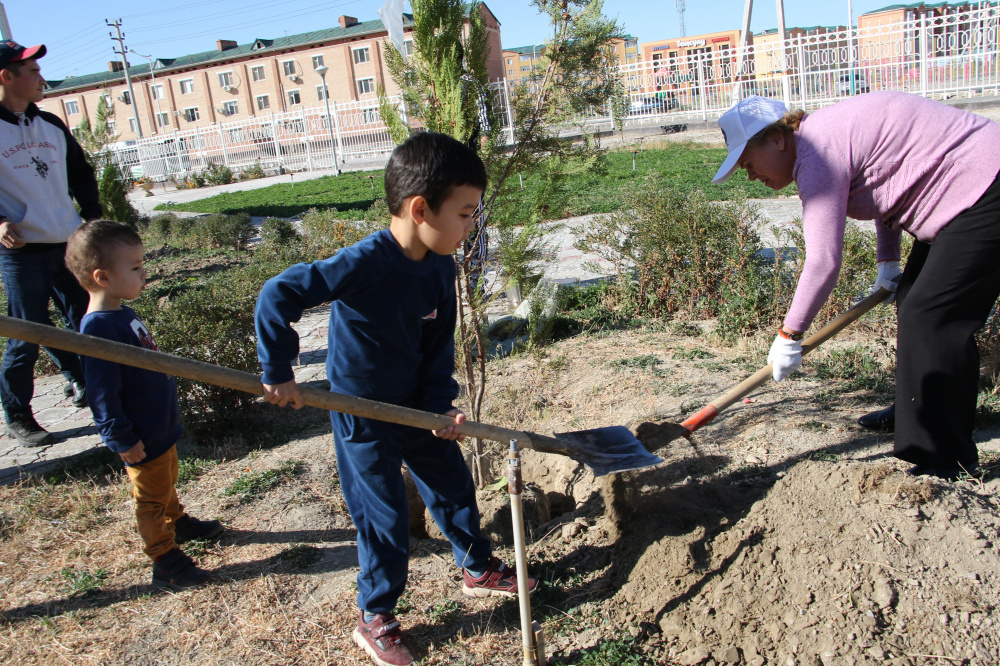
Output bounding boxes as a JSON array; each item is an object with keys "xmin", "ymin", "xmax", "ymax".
[
  {"xmin": 2, "ymin": 61, "xmax": 25, "ymax": 76},
  {"xmin": 66, "ymin": 219, "xmax": 143, "ymax": 288},
  {"xmin": 384, "ymin": 131, "xmax": 487, "ymax": 215}
]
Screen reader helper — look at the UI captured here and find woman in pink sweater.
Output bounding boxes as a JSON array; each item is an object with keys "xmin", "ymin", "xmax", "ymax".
[{"xmin": 713, "ymin": 92, "xmax": 1000, "ymax": 480}]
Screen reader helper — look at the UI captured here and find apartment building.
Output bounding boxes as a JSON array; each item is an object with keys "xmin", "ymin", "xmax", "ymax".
[
  {"xmin": 500, "ymin": 35, "xmax": 639, "ymax": 85},
  {"xmin": 42, "ymin": 7, "xmax": 503, "ymax": 142}
]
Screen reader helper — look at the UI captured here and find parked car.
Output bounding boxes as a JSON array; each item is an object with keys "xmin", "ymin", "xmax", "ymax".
[
  {"xmin": 838, "ymin": 72, "xmax": 870, "ymax": 95},
  {"xmin": 629, "ymin": 94, "xmax": 679, "ymax": 116}
]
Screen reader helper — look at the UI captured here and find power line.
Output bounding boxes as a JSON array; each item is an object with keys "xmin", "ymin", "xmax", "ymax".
[{"xmin": 129, "ymin": 0, "xmax": 361, "ymax": 36}]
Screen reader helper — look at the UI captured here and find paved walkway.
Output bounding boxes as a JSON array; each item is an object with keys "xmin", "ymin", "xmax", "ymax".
[{"xmin": 0, "ymin": 181, "xmax": 807, "ymax": 483}]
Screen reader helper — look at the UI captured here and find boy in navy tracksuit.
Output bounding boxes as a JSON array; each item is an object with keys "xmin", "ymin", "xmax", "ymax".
[
  {"xmin": 255, "ymin": 132, "xmax": 535, "ymax": 666},
  {"xmin": 65, "ymin": 220, "xmax": 223, "ymax": 591}
]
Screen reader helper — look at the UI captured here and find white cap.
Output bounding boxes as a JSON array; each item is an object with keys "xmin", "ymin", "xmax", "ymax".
[{"xmin": 712, "ymin": 96, "xmax": 788, "ymax": 184}]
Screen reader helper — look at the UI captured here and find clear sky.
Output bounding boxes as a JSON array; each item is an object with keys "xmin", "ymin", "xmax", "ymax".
[{"xmin": 4, "ymin": 0, "xmax": 905, "ymax": 81}]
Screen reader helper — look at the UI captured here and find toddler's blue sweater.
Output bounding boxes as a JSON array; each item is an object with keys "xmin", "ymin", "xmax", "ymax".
[{"xmin": 80, "ymin": 307, "xmax": 182, "ymax": 464}]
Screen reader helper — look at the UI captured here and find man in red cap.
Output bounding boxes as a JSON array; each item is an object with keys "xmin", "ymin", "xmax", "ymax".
[{"xmin": 0, "ymin": 41, "xmax": 101, "ymax": 446}]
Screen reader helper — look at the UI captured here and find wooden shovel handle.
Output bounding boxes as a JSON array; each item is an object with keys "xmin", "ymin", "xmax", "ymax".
[
  {"xmin": 712, "ymin": 287, "xmax": 892, "ymax": 411},
  {"xmin": 681, "ymin": 288, "xmax": 893, "ymax": 431},
  {"xmin": 0, "ymin": 315, "xmax": 546, "ymax": 449}
]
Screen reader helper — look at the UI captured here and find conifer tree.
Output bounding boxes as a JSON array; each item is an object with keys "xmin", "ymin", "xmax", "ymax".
[{"xmin": 76, "ymin": 92, "xmax": 141, "ymax": 228}]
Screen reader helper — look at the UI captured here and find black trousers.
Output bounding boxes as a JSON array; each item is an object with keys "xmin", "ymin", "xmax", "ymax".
[{"xmin": 894, "ymin": 172, "xmax": 1000, "ymax": 469}]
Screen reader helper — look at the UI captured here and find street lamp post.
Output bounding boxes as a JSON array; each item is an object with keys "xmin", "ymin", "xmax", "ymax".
[
  {"xmin": 313, "ymin": 65, "xmax": 340, "ymax": 175},
  {"xmin": 131, "ymin": 49, "xmax": 163, "ymax": 133}
]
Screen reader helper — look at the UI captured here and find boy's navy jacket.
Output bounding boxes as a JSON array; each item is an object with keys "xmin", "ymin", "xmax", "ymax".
[
  {"xmin": 256, "ymin": 228, "xmax": 459, "ymax": 414},
  {"xmin": 0, "ymin": 102, "xmax": 100, "ymax": 251},
  {"xmin": 80, "ymin": 307, "xmax": 182, "ymax": 464}
]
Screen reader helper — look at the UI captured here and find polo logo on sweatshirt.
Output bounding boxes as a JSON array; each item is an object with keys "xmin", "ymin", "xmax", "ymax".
[
  {"xmin": 422, "ymin": 309, "xmax": 437, "ymax": 320},
  {"xmin": 130, "ymin": 319, "xmax": 159, "ymax": 351},
  {"xmin": 31, "ymin": 156, "xmax": 48, "ymax": 179}
]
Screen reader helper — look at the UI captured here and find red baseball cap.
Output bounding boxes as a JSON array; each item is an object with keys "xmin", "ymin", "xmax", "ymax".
[{"xmin": 0, "ymin": 41, "xmax": 47, "ymax": 69}]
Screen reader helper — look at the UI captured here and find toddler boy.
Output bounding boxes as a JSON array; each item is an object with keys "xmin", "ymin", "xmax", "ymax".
[
  {"xmin": 255, "ymin": 132, "xmax": 536, "ymax": 666},
  {"xmin": 66, "ymin": 220, "xmax": 223, "ymax": 590}
]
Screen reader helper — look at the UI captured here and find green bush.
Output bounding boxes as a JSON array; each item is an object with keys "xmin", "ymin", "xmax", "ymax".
[
  {"xmin": 241, "ymin": 161, "xmax": 266, "ymax": 180},
  {"xmin": 260, "ymin": 217, "xmax": 299, "ymax": 246},
  {"xmin": 146, "ymin": 213, "xmax": 179, "ymax": 242},
  {"xmin": 98, "ymin": 162, "xmax": 141, "ymax": 228},
  {"xmin": 196, "ymin": 213, "xmax": 256, "ymax": 251},
  {"xmin": 201, "ymin": 161, "xmax": 234, "ymax": 186},
  {"xmin": 299, "ymin": 207, "xmax": 381, "ymax": 258},
  {"xmin": 575, "ymin": 180, "xmax": 788, "ymax": 340}
]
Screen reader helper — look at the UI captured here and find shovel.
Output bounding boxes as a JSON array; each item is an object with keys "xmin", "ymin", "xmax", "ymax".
[
  {"xmin": 636, "ymin": 288, "xmax": 894, "ymax": 450},
  {"xmin": 0, "ymin": 315, "xmax": 663, "ymax": 476}
]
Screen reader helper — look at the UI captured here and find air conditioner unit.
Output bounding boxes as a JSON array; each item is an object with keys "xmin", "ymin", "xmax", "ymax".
[
  {"xmin": 287, "ymin": 74, "xmax": 298, "ymax": 82},
  {"xmin": 222, "ymin": 85, "xmax": 233, "ymax": 92},
  {"xmin": 173, "ymin": 111, "xmax": 183, "ymax": 117},
  {"xmin": 216, "ymin": 107, "xmax": 228, "ymax": 116}
]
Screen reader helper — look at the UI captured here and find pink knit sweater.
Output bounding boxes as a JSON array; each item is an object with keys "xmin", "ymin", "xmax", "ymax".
[{"xmin": 784, "ymin": 91, "xmax": 1000, "ymax": 331}]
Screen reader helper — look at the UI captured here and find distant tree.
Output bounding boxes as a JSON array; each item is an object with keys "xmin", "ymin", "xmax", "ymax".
[{"xmin": 379, "ymin": 0, "xmax": 623, "ymax": 487}]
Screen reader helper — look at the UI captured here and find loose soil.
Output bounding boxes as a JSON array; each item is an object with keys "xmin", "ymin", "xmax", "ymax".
[{"xmin": 2, "ymin": 318, "xmax": 998, "ymax": 665}]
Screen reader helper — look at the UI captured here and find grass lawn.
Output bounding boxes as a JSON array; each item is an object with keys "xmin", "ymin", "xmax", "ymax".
[{"xmin": 154, "ymin": 143, "xmax": 794, "ymax": 219}]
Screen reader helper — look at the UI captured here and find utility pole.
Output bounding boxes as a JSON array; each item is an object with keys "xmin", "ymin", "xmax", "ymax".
[
  {"xmin": 676, "ymin": 0, "xmax": 687, "ymax": 37},
  {"xmin": 106, "ymin": 19, "xmax": 143, "ymax": 139},
  {"xmin": 0, "ymin": 2, "xmax": 13, "ymax": 41}
]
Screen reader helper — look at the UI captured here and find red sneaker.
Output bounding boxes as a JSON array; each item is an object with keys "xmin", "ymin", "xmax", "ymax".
[
  {"xmin": 352, "ymin": 612, "xmax": 414, "ymax": 666},
  {"xmin": 462, "ymin": 556, "xmax": 538, "ymax": 598}
]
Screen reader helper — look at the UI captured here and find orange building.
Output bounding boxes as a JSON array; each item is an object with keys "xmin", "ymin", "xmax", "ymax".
[
  {"xmin": 501, "ymin": 35, "xmax": 639, "ymax": 85},
  {"xmin": 41, "ymin": 7, "xmax": 503, "ymax": 142}
]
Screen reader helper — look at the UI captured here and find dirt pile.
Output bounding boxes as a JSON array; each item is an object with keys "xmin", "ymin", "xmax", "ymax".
[{"xmin": 605, "ymin": 461, "xmax": 1000, "ymax": 665}]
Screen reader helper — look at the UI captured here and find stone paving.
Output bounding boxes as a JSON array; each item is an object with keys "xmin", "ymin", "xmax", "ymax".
[{"xmin": 0, "ymin": 181, "xmax": 809, "ymax": 483}]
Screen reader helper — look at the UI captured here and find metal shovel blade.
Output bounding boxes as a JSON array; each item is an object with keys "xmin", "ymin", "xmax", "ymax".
[{"xmin": 552, "ymin": 426, "xmax": 663, "ymax": 476}]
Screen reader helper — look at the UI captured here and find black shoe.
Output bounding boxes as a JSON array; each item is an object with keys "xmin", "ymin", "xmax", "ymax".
[
  {"xmin": 858, "ymin": 403, "xmax": 895, "ymax": 432},
  {"xmin": 63, "ymin": 383, "xmax": 74, "ymax": 397},
  {"xmin": 152, "ymin": 548, "xmax": 211, "ymax": 591},
  {"xmin": 906, "ymin": 463, "xmax": 980, "ymax": 481},
  {"xmin": 174, "ymin": 514, "xmax": 224, "ymax": 544},
  {"xmin": 5, "ymin": 413, "xmax": 54, "ymax": 447},
  {"xmin": 68, "ymin": 382, "xmax": 87, "ymax": 409}
]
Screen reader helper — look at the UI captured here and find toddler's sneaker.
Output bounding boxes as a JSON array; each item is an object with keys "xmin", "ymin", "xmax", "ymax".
[
  {"xmin": 152, "ymin": 548, "xmax": 211, "ymax": 591},
  {"xmin": 353, "ymin": 612, "xmax": 414, "ymax": 666},
  {"xmin": 462, "ymin": 556, "xmax": 537, "ymax": 598},
  {"xmin": 173, "ymin": 514, "xmax": 224, "ymax": 544}
]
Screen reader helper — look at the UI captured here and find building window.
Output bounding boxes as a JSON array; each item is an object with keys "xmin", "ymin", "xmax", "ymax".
[
  {"xmin": 184, "ymin": 107, "xmax": 199, "ymax": 122},
  {"xmin": 107, "ymin": 119, "xmax": 116, "ymax": 133},
  {"xmin": 520, "ymin": 66, "xmax": 531, "ymax": 72},
  {"xmin": 156, "ymin": 112, "xmax": 170, "ymax": 128},
  {"xmin": 353, "ymin": 47, "xmax": 371, "ymax": 64},
  {"xmin": 508, "ymin": 69, "xmax": 513, "ymax": 76},
  {"xmin": 356, "ymin": 77, "xmax": 375, "ymax": 95},
  {"xmin": 251, "ymin": 65, "xmax": 265, "ymax": 81},
  {"xmin": 119, "ymin": 90, "xmax": 131, "ymax": 105},
  {"xmin": 519, "ymin": 54, "xmax": 532, "ymax": 61},
  {"xmin": 506, "ymin": 58, "xmax": 512, "ymax": 65},
  {"xmin": 128, "ymin": 117, "xmax": 137, "ymax": 132},
  {"xmin": 179, "ymin": 78, "xmax": 194, "ymax": 94},
  {"xmin": 222, "ymin": 100, "xmax": 238, "ymax": 115},
  {"xmin": 361, "ymin": 108, "xmax": 379, "ymax": 124},
  {"xmin": 256, "ymin": 94, "xmax": 270, "ymax": 111},
  {"xmin": 282, "ymin": 60, "xmax": 296, "ymax": 76},
  {"xmin": 218, "ymin": 71, "xmax": 234, "ymax": 87},
  {"xmin": 102, "ymin": 94, "xmax": 113, "ymax": 107},
  {"xmin": 403, "ymin": 40, "xmax": 413, "ymax": 56},
  {"xmin": 316, "ymin": 84, "xmax": 328, "ymax": 101},
  {"xmin": 287, "ymin": 90, "xmax": 301, "ymax": 105},
  {"xmin": 151, "ymin": 84, "xmax": 164, "ymax": 100},
  {"xmin": 65, "ymin": 100, "xmax": 79, "ymax": 114},
  {"xmin": 626, "ymin": 53, "xmax": 637, "ymax": 60},
  {"xmin": 312, "ymin": 54, "xmax": 325, "ymax": 69}
]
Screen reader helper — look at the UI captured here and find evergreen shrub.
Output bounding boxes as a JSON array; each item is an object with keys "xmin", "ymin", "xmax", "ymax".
[{"xmin": 260, "ymin": 217, "xmax": 298, "ymax": 246}]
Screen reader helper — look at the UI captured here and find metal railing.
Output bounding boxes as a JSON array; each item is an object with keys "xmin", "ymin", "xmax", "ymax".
[{"xmin": 113, "ymin": 6, "xmax": 1000, "ymax": 180}]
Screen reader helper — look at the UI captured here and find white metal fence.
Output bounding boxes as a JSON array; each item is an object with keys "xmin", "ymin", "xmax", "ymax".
[{"xmin": 114, "ymin": 5, "xmax": 1000, "ymax": 180}]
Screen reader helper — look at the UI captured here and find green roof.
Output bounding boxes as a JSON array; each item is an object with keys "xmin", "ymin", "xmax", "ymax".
[
  {"xmin": 864, "ymin": 2, "xmax": 987, "ymax": 14},
  {"xmin": 45, "ymin": 15, "xmax": 416, "ymax": 93},
  {"xmin": 504, "ymin": 44, "xmax": 545, "ymax": 55}
]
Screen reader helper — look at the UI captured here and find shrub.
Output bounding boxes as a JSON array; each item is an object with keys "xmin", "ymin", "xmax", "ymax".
[
  {"xmin": 201, "ymin": 161, "xmax": 234, "ymax": 186},
  {"xmin": 299, "ymin": 207, "xmax": 381, "ymax": 258},
  {"xmin": 241, "ymin": 161, "xmax": 266, "ymax": 180},
  {"xmin": 196, "ymin": 213, "xmax": 256, "ymax": 251},
  {"xmin": 574, "ymin": 179, "xmax": 790, "ymax": 340},
  {"xmin": 260, "ymin": 217, "xmax": 299, "ymax": 246},
  {"xmin": 146, "ymin": 213, "xmax": 179, "ymax": 242},
  {"xmin": 98, "ymin": 162, "xmax": 141, "ymax": 228}
]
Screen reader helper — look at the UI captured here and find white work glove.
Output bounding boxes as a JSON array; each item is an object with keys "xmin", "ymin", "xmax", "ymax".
[
  {"xmin": 873, "ymin": 261, "xmax": 901, "ymax": 304},
  {"xmin": 768, "ymin": 333, "xmax": 803, "ymax": 382}
]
